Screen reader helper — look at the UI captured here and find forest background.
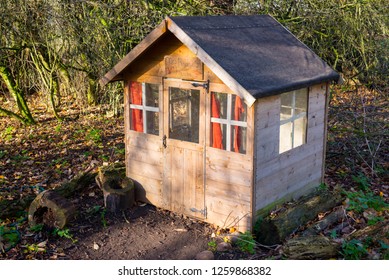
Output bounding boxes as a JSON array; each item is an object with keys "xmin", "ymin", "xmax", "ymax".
[{"xmin": 0, "ymin": 0, "xmax": 387, "ymax": 124}]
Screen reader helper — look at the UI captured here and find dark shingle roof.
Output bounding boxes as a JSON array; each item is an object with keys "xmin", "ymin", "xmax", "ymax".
[
  {"xmin": 101, "ymin": 15, "xmax": 339, "ymax": 103},
  {"xmin": 170, "ymin": 15, "xmax": 339, "ymax": 98}
]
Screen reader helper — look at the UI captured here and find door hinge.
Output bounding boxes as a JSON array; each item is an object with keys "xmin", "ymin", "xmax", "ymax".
[
  {"xmin": 190, "ymin": 207, "xmax": 207, "ymax": 218},
  {"xmin": 191, "ymin": 80, "xmax": 209, "ymax": 92},
  {"xmin": 162, "ymin": 135, "xmax": 167, "ymax": 148}
]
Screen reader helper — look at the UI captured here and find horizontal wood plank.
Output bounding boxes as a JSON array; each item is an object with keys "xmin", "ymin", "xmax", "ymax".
[
  {"xmin": 255, "ymin": 95, "xmax": 280, "ymax": 130},
  {"xmin": 126, "ymin": 147, "xmax": 162, "ymax": 166},
  {"xmin": 206, "ymin": 196, "xmax": 251, "ymax": 228},
  {"xmin": 206, "ymin": 179, "xmax": 251, "ymax": 203},
  {"xmin": 256, "ymin": 138, "xmax": 324, "ymax": 180},
  {"xmin": 206, "ymin": 210, "xmax": 251, "ymax": 231},
  {"xmin": 255, "ymin": 169, "xmax": 322, "ymax": 211},
  {"xmin": 255, "ymin": 154, "xmax": 323, "ymax": 203},
  {"xmin": 206, "ymin": 162, "xmax": 252, "ymax": 187},
  {"xmin": 127, "ymin": 133, "xmax": 162, "ymax": 153},
  {"xmin": 127, "ymin": 159, "xmax": 163, "ymax": 181},
  {"xmin": 165, "ymin": 55, "xmax": 203, "ymax": 80},
  {"xmin": 206, "ymin": 150, "xmax": 252, "ymax": 173}
]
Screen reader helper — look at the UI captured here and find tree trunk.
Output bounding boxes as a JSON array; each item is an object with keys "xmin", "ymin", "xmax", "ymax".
[
  {"xmin": 87, "ymin": 75, "xmax": 98, "ymax": 105},
  {"xmin": 30, "ymin": 48, "xmax": 63, "ymax": 121},
  {"xmin": 0, "ymin": 106, "xmax": 29, "ymax": 125},
  {"xmin": 255, "ymin": 190, "xmax": 343, "ymax": 245},
  {"xmin": 0, "ymin": 65, "xmax": 35, "ymax": 124}
]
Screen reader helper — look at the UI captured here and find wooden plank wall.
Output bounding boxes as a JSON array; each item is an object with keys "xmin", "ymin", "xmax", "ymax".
[
  {"xmin": 205, "ymin": 148, "xmax": 253, "ymax": 231},
  {"xmin": 126, "ymin": 32, "xmax": 203, "ymax": 82},
  {"xmin": 254, "ymin": 83, "xmax": 327, "ymax": 214},
  {"xmin": 124, "ymin": 80, "xmax": 164, "ymax": 206},
  {"xmin": 123, "ymin": 31, "xmax": 254, "ymax": 230}
]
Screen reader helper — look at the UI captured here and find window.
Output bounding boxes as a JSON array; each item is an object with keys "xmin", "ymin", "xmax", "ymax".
[
  {"xmin": 129, "ymin": 82, "xmax": 160, "ymax": 135},
  {"xmin": 211, "ymin": 92, "xmax": 247, "ymax": 154},
  {"xmin": 279, "ymin": 88, "xmax": 308, "ymax": 153},
  {"xmin": 169, "ymin": 87, "xmax": 200, "ymax": 143}
]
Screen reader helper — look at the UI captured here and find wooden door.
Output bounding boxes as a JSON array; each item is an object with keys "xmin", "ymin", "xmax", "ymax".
[{"xmin": 163, "ymin": 80, "xmax": 206, "ymax": 219}]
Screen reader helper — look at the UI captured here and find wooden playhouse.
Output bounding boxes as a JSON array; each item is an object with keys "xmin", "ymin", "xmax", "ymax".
[{"xmin": 100, "ymin": 15, "xmax": 339, "ymax": 231}]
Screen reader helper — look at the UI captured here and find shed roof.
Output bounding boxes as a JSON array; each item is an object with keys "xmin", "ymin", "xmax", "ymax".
[{"xmin": 100, "ymin": 15, "xmax": 339, "ymax": 106}]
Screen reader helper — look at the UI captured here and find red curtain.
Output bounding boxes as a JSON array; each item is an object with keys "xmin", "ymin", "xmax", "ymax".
[
  {"xmin": 211, "ymin": 93, "xmax": 223, "ymax": 149},
  {"xmin": 233, "ymin": 96, "xmax": 244, "ymax": 153},
  {"xmin": 130, "ymin": 82, "xmax": 143, "ymax": 132}
]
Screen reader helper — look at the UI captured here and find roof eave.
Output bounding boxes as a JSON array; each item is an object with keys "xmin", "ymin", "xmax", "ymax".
[{"xmin": 251, "ymin": 72, "xmax": 340, "ymax": 99}]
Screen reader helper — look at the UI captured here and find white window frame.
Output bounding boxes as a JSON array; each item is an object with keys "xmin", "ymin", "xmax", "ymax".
[
  {"xmin": 211, "ymin": 93, "xmax": 247, "ymax": 152},
  {"xmin": 129, "ymin": 83, "xmax": 160, "ymax": 134},
  {"xmin": 279, "ymin": 89, "xmax": 308, "ymax": 153}
]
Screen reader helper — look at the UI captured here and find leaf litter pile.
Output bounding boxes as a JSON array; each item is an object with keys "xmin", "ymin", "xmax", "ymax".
[{"xmin": 0, "ymin": 85, "xmax": 388, "ymax": 260}]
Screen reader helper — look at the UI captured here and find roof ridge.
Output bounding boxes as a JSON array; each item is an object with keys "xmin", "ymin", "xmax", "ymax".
[{"xmin": 181, "ymin": 23, "xmax": 279, "ymax": 30}]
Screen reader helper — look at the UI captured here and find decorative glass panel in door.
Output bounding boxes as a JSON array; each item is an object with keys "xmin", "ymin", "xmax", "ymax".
[{"xmin": 169, "ymin": 87, "xmax": 200, "ymax": 143}]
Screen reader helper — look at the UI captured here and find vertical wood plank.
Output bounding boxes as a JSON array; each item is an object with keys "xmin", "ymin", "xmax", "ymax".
[{"xmin": 322, "ymin": 82, "xmax": 330, "ymax": 183}]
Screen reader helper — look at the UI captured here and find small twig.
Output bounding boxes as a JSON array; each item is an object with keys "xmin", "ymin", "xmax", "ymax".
[{"xmin": 122, "ymin": 211, "xmax": 130, "ymax": 224}]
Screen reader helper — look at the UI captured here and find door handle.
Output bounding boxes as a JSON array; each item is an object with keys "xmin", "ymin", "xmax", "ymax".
[{"xmin": 163, "ymin": 135, "xmax": 167, "ymax": 148}]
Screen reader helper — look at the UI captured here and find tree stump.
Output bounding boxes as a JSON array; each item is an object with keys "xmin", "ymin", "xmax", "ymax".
[
  {"xmin": 96, "ymin": 166, "xmax": 135, "ymax": 212},
  {"xmin": 28, "ymin": 190, "xmax": 76, "ymax": 229}
]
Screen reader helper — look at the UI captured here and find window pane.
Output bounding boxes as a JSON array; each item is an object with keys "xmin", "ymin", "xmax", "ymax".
[
  {"xmin": 146, "ymin": 111, "xmax": 159, "ymax": 136},
  {"xmin": 211, "ymin": 123, "xmax": 227, "ymax": 150},
  {"xmin": 231, "ymin": 126, "xmax": 247, "ymax": 154},
  {"xmin": 294, "ymin": 117, "xmax": 306, "ymax": 148},
  {"xmin": 130, "ymin": 109, "xmax": 143, "ymax": 132},
  {"xmin": 280, "ymin": 122, "xmax": 292, "ymax": 153},
  {"xmin": 231, "ymin": 95, "xmax": 247, "ymax": 122},
  {"xmin": 211, "ymin": 92, "xmax": 228, "ymax": 119},
  {"xmin": 169, "ymin": 88, "xmax": 200, "ymax": 143},
  {"xmin": 145, "ymin": 83, "xmax": 159, "ymax": 107},
  {"xmin": 130, "ymin": 82, "xmax": 142, "ymax": 105},
  {"xmin": 280, "ymin": 91, "xmax": 293, "ymax": 121},
  {"xmin": 129, "ymin": 82, "xmax": 143, "ymax": 132},
  {"xmin": 295, "ymin": 88, "xmax": 307, "ymax": 115}
]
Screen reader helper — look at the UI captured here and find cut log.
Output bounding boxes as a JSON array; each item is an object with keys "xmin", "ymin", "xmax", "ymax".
[
  {"xmin": 27, "ymin": 170, "xmax": 97, "ymax": 228},
  {"xmin": 301, "ymin": 207, "xmax": 346, "ymax": 236},
  {"xmin": 283, "ymin": 235, "xmax": 341, "ymax": 259},
  {"xmin": 96, "ymin": 165, "xmax": 134, "ymax": 212},
  {"xmin": 28, "ymin": 190, "xmax": 76, "ymax": 229},
  {"xmin": 255, "ymin": 190, "xmax": 343, "ymax": 245}
]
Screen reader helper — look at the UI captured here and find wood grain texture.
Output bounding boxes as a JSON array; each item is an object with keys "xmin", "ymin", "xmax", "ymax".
[{"xmin": 254, "ymin": 84, "xmax": 327, "ymax": 215}]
